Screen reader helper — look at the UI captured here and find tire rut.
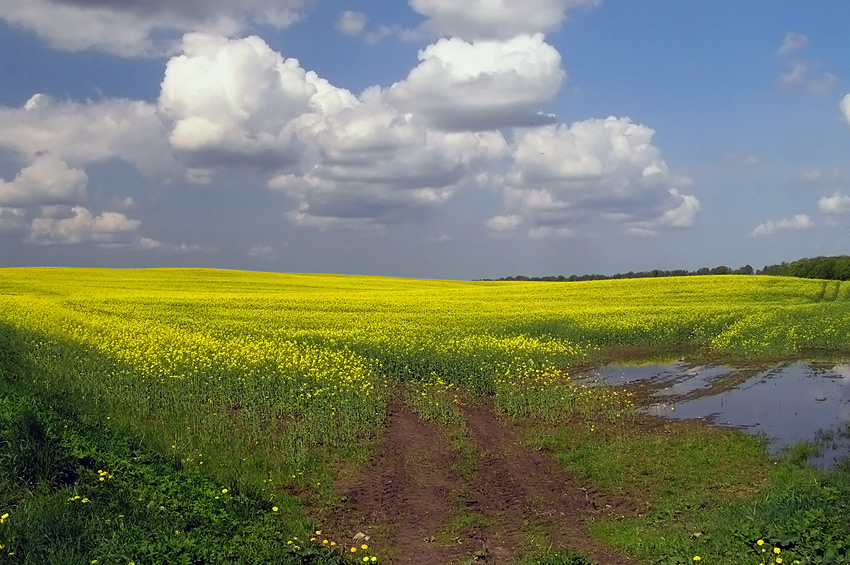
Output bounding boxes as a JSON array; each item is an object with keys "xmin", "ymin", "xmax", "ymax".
[{"xmin": 331, "ymin": 398, "xmax": 638, "ymax": 565}]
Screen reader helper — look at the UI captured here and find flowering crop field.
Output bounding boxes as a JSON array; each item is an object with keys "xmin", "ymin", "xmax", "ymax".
[
  {"xmin": 1, "ymin": 268, "xmax": 850, "ymax": 563},
  {"xmin": 1, "ymin": 268, "xmax": 849, "ymax": 451}
]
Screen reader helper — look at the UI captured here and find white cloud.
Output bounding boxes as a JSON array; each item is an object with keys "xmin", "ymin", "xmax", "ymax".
[
  {"xmin": 28, "ymin": 206, "xmax": 142, "ymax": 245},
  {"xmin": 0, "ymin": 0, "xmax": 312, "ymax": 56},
  {"xmin": 841, "ymin": 94, "xmax": 850, "ymax": 125},
  {"xmin": 0, "ymin": 154, "xmax": 88, "ymax": 206},
  {"xmin": 797, "ymin": 169, "xmax": 850, "ymax": 187},
  {"xmin": 751, "ymin": 214, "xmax": 813, "ymax": 237},
  {"xmin": 0, "ymin": 94, "xmax": 176, "ymax": 178},
  {"xmin": 818, "ymin": 192, "xmax": 850, "ymax": 215},
  {"xmin": 364, "ymin": 24, "xmax": 427, "ymax": 45},
  {"xmin": 721, "ymin": 151, "xmax": 760, "ymax": 167},
  {"xmin": 779, "ymin": 60, "xmax": 837, "ymax": 94},
  {"xmin": 777, "ymin": 32, "xmax": 807, "ymax": 56},
  {"xmin": 0, "ymin": 207, "xmax": 26, "ymax": 234},
  {"xmin": 248, "ymin": 244, "xmax": 276, "ymax": 259},
  {"xmin": 528, "ymin": 226, "xmax": 574, "ymax": 240},
  {"xmin": 335, "ymin": 11, "xmax": 367, "ymax": 35},
  {"xmin": 159, "ymin": 33, "xmax": 357, "ymax": 170},
  {"xmin": 409, "ymin": 0, "xmax": 600, "ymax": 40},
  {"xmin": 497, "ymin": 117, "xmax": 698, "ymax": 237},
  {"xmin": 485, "ymin": 214, "xmax": 521, "ymax": 232},
  {"xmin": 387, "ymin": 34, "xmax": 564, "ymax": 130}
]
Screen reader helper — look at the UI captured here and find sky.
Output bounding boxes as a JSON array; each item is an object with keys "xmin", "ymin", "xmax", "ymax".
[{"xmin": 0, "ymin": 1, "xmax": 849, "ymax": 280}]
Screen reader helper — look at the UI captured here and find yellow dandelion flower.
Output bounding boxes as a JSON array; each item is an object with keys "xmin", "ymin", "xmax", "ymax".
[
  {"xmin": 757, "ymin": 539, "xmax": 765, "ymax": 546},
  {"xmin": 272, "ymin": 506, "xmax": 278, "ymax": 512},
  {"xmin": 774, "ymin": 548, "xmax": 781, "ymax": 554},
  {"xmin": 351, "ymin": 547, "xmax": 357, "ymax": 553},
  {"xmin": 221, "ymin": 488, "xmax": 228, "ymax": 494}
]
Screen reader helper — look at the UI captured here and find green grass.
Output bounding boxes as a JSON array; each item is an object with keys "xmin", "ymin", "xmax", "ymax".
[
  {"xmin": 525, "ymin": 413, "xmax": 850, "ymax": 564},
  {"xmin": 0, "ymin": 337, "xmax": 368, "ymax": 565}
]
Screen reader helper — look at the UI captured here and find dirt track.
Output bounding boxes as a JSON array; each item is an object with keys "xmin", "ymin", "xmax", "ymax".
[{"xmin": 330, "ymin": 399, "xmax": 638, "ymax": 564}]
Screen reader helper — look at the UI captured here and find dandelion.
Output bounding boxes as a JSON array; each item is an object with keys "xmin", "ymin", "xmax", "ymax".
[
  {"xmin": 221, "ymin": 488, "xmax": 228, "ymax": 494},
  {"xmin": 272, "ymin": 506, "xmax": 278, "ymax": 512},
  {"xmin": 774, "ymin": 548, "xmax": 781, "ymax": 554},
  {"xmin": 351, "ymin": 547, "xmax": 357, "ymax": 553},
  {"xmin": 693, "ymin": 557, "xmax": 701, "ymax": 562},
  {"xmin": 361, "ymin": 544, "xmax": 369, "ymax": 550},
  {"xmin": 757, "ymin": 540, "xmax": 765, "ymax": 546},
  {"xmin": 776, "ymin": 559, "xmax": 782, "ymax": 564},
  {"xmin": 0, "ymin": 512, "xmax": 9, "ymax": 524}
]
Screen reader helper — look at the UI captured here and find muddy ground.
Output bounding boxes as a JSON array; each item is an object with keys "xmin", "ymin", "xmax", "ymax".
[{"xmin": 327, "ymin": 398, "xmax": 639, "ymax": 565}]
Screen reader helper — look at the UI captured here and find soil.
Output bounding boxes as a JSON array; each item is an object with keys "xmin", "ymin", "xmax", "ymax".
[{"xmin": 328, "ymin": 398, "xmax": 639, "ymax": 565}]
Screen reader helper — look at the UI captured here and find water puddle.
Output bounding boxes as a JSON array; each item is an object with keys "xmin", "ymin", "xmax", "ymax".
[{"xmin": 576, "ymin": 359, "xmax": 850, "ymax": 467}]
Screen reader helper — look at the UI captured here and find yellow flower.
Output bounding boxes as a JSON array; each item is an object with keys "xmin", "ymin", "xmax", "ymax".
[
  {"xmin": 351, "ymin": 547, "xmax": 357, "ymax": 552},
  {"xmin": 371, "ymin": 559, "xmax": 377, "ymax": 563},
  {"xmin": 361, "ymin": 544, "xmax": 368, "ymax": 550},
  {"xmin": 363, "ymin": 558, "xmax": 369, "ymax": 563},
  {"xmin": 693, "ymin": 557, "xmax": 701, "ymax": 562},
  {"xmin": 221, "ymin": 488, "xmax": 228, "ymax": 494},
  {"xmin": 774, "ymin": 548, "xmax": 781, "ymax": 554},
  {"xmin": 776, "ymin": 559, "xmax": 782, "ymax": 564},
  {"xmin": 757, "ymin": 539, "xmax": 765, "ymax": 546},
  {"xmin": 272, "ymin": 506, "xmax": 278, "ymax": 512},
  {"xmin": 315, "ymin": 530, "xmax": 322, "ymax": 535}
]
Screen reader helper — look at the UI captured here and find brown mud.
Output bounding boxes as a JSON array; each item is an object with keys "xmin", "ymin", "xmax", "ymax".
[{"xmin": 328, "ymin": 398, "xmax": 639, "ymax": 565}]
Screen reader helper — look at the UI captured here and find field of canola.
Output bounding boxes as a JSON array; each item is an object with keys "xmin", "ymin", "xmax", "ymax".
[
  {"xmin": 2, "ymin": 268, "xmax": 849, "ymax": 474},
  {"xmin": 3, "ymin": 269, "xmax": 850, "ymax": 422},
  {"xmin": 2, "ymin": 268, "xmax": 850, "ymax": 563}
]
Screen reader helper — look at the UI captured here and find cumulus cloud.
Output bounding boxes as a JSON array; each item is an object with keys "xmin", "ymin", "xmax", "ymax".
[
  {"xmin": 777, "ymin": 32, "xmax": 807, "ymax": 56},
  {"xmin": 387, "ymin": 34, "xmax": 564, "ymax": 130},
  {"xmin": 485, "ymin": 214, "xmax": 521, "ymax": 233},
  {"xmin": 841, "ymin": 94, "xmax": 850, "ymax": 125},
  {"xmin": 818, "ymin": 192, "xmax": 850, "ymax": 215},
  {"xmin": 721, "ymin": 151, "xmax": 760, "ymax": 167},
  {"xmin": 248, "ymin": 244, "xmax": 276, "ymax": 259},
  {"xmin": 28, "ymin": 206, "xmax": 142, "ymax": 245},
  {"xmin": 159, "ymin": 33, "xmax": 357, "ymax": 171},
  {"xmin": 335, "ymin": 10, "xmax": 367, "ymax": 35},
  {"xmin": 494, "ymin": 117, "xmax": 698, "ymax": 237},
  {"xmin": 779, "ymin": 60, "xmax": 836, "ymax": 94},
  {"xmin": 0, "ymin": 207, "xmax": 26, "ymax": 235},
  {"xmin": 0, "ymin": 0, "xmax": 312, "ymax": 56},
  {"xmin": 0, "ymin": 154, "xmax": 88, "ymax": 206},
  {"xmin": 0, "ymin": 94, "xmax": 176, "ymax": 178},
  {"xmin": 797, "ymin": 169, "xmax": 850, "ymax": 187},
  {"xmin": 409, "ymin": 0, "xmax": 600, "ymax": 40},
  {"xmin": 269, "ymin": 82, "xmax": 508, "ymax": 229},
  {"xmin": 751, "ymin": 214, "xmax": 813, "ymax": 237}
]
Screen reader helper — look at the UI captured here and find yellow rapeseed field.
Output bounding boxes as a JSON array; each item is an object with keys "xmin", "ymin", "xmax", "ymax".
[{"xmin": 1, "ymin": 267, "xmax": 847, "ymax": 486}]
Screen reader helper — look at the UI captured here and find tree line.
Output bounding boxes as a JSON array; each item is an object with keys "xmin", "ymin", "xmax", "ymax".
[
  {"xmin": 485, "ymin": 256, "xmax": 850, "ymax": 282},
  {"xmin": 759, "ymin": 256, "xmax": 850, "ymax": 281}
]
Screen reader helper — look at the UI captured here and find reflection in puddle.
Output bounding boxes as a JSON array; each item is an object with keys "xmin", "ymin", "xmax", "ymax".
[{"xmin": 576, "ymin": 360, "xmax": 850, "ymax": 467}]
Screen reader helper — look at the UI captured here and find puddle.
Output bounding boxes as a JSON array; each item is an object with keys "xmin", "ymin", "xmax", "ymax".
[{"xmin": 576, "ymin": 359, "xmax": 850, "ymax": 467}]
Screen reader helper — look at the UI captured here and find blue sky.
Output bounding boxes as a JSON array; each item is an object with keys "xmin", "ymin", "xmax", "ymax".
[{"xmin": 1, "ymin": 0, "xmax": 849, "ymax": 279}]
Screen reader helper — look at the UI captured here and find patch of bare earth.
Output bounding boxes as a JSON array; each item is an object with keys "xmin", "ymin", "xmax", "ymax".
[
  {"xmin": 330, "ymin": 398, "xmax": 638, "ymax": 565},
  {"xmin": 330, "ymin": 400, "xmax": 471, "ymax": 564}
]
